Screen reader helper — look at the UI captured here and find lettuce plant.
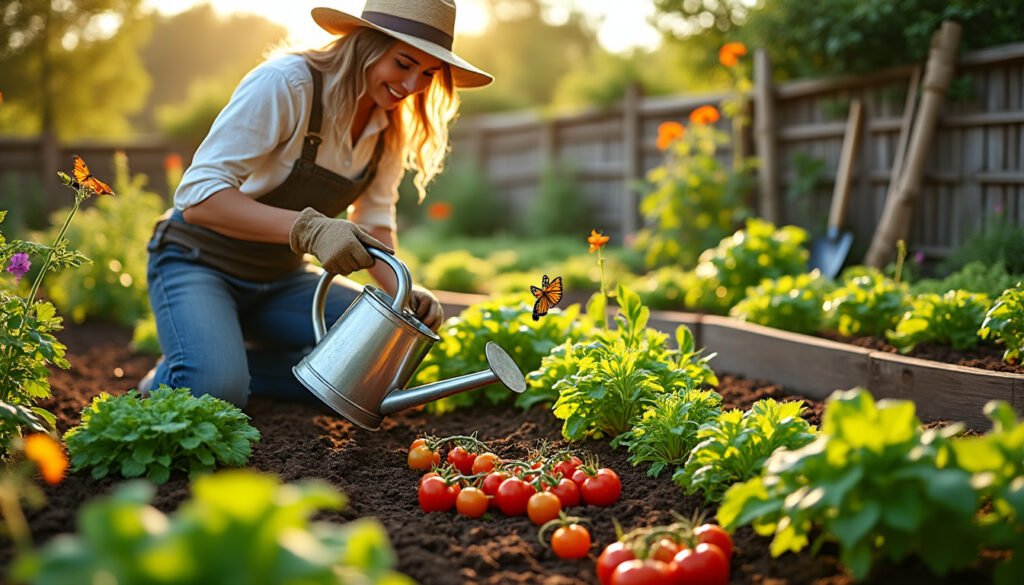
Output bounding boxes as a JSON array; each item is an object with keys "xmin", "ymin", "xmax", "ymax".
[
  {"xmin": 673, "ymin": 398, "xmax": 816, "ymax": 502},
  {"xmin": 825, "ymin": 268, "xmax": 910, "ymax": 337},
  {"xmin": 64, "ymin": 386, "xmax": 260, "ymax": 484},
  {"xmin": 978, "ymin": 283, "xmax": 1024, "ymax": 363},
  {"xmin": 730, "ymin": 271, "xmax": 834, "ymax": 334},
  {"xmin": 619, "ymin": 387, "xmax": 722, "ymax": 477},
  {"xmin": 718, "ymin": 389, "xmax": 978, "ymax": 580},
  {"xmin": 13, "ymin": 470, "xmax": 412, "ymax": 585},
  {"xmin": 887, "ymin": 289, "xmax": 991, "ymax": 352}
]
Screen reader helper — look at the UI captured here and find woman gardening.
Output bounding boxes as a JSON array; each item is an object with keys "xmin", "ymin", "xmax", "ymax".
[{"xmin": 140, "ymin": 0, "xmax": 492, "ymax": 407}]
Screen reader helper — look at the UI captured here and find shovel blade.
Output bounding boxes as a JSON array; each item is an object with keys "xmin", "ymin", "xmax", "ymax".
[{"xmin": 809, "ymin": 231, "xmax": 854, "ymax": 280}]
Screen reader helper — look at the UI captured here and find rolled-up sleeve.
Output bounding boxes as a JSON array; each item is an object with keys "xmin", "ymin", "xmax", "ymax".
[
  {"xmin": 348, "ymin": 145, "xmax": 402, "ymax": 231},
  {"xmin": 173, "ymin": 67, "xmax": 301, "ymax": 210}
]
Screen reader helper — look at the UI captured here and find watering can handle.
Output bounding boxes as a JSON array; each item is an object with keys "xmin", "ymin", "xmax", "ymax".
[{"xmin": 311, "ymin": 248, "xmax": 412, "ymax": 342}]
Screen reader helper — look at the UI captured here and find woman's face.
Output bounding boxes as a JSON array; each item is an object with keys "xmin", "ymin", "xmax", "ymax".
[{"xmin": 365, "ymin": 42, "xmax": 443, "ymax": 110}]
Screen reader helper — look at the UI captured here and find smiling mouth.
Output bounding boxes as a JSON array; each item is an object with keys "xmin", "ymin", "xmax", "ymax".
[{"xmin": 386, "ymin": 85, "xmax": 406, "ymax": 100}]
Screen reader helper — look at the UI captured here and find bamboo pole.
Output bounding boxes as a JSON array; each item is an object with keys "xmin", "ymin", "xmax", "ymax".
[
  {"xmin": 865, "ymin": 21, "xmax": 962, "ymax": 267},
  {"xmin": 622, "ymin": 82, "xmax": 643, "ymax": 240},
  {"xmin": 754, "ymin": 49, "xmax": 780, "ymax": 223}
]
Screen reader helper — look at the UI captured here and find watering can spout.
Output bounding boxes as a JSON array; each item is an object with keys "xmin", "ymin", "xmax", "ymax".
[{"xmin": 379, "ymin": 342, "xmax": 527, "ymax": 416}]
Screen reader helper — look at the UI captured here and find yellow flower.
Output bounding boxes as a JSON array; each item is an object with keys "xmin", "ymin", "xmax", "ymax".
[
  {"xmin": 719, "ymin": 42, "xmax": 748, "ymax": 67},
  {"xmin": 587, "ymin": 229, "xmax": 610, "ymax": 253},
  {"xmin": 656, "ymin": 121, "xmax": 685, "ymax": 151},
  {"xmin": 689, "ymin": 105, "xmax": 721, "ymax": 126},
  {"xmin": 23, "ymin": 433, "xmax": 68, "ymax": 485}
]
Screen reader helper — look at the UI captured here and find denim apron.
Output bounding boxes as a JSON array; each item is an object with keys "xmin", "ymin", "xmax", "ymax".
[{"xmin": 148, "ymin": 63, "xmax": 387, "ymax": 282}]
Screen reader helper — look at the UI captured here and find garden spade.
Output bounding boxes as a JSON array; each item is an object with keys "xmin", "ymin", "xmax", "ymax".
[
  {"xmin": 810, "ymin": 98, "xmax": 862, "ymax": 279},
  {"xmin": 293, "ymin": 248, "xmax": 527, "ymax": 431}
]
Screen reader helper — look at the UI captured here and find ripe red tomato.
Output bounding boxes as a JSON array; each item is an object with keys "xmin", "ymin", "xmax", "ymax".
[
  {"xmin": 408, "ymin": 445, "xmax": 440, "ymax": 470},
  {"xmin": 410, "ymin": 438, "xmax": 426, "ymax": 449},
  {"xmin": 471, "ymin": 452, "xmax": 499, "ymax": 474},
  {"xmin": 551, "ymin": 524, "xmax": 591, "ymax": 559},
  {"xmin": 596, "ymin": 541, "xmax": 636, "ymax": 585},
  {"xmin": 418, "ymin": 476, "xmax": 458, "ymax": 512},
  {"xmin": 446, "ymin": 446, "xmax": 477, "ymax": 475},
  {"xmin": 481, "ymin": 471, "xmax": 508, "ymax": 509},
  {"xmin": 527, "ymin": 491, "xmax": 562, "ymax": 525},
  {"xmin": 648, "ymin": 538, "xmax": 681, "ymax": 564},
  {"xmin": 547, "ymin": 477, "xmax": 581, "ymax": 508},
  {"xmin": 610, "ymin": 559, "xmax": 670, "ymax": 585},
  {"xmin": 571, "ymin": 468, "xmax": 589, "ymax": 488},
  {"xmin": 494, "ymin": 476, "xmax": 535, "ymax": 516},
  {"xmin": 553, "ymin": 455, "xmax": 583, "ymax": 479},
  {"xmin": 581, "ymin": 468, "xmax": 621, "ymax": 507},
  {"xmin": 695, "ymin": 524, "xmax": 733, "ymax": 559},
  {"xmin": 455, "ymin": 486, "xmax": 489, "ymax": 518},
  {"xmin": 667, "ymin": 543, "xmax": 729, "ymax": 585}
]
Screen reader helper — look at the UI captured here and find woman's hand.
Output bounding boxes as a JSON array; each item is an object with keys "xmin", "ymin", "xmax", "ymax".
[
  {"xmin": 409, "ymin": 285, "xmax": 444, "ymax": 331},
  {"xmin": 289, "ymin": 207, "xmax": 394, "ymax": 275}
]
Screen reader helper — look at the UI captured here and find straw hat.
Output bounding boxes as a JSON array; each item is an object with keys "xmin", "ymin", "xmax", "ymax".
[{"xmin": 312, "ymin": 0, "xmax": 493, "ymax": 88}]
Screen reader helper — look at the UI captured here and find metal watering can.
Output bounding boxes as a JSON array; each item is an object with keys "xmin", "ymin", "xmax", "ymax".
[{"xmin": 293, "ymin": 248, "xmax": 527, "ymax": 431}]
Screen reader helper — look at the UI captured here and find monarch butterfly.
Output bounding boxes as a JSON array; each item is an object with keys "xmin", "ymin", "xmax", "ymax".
[
  {"xmin": 72, "ymin": 155, "xmax": 115, "ymax": 196},
  {"xmin": 530, "ymin": 274, "xmax": 563, "ymax": 321}
]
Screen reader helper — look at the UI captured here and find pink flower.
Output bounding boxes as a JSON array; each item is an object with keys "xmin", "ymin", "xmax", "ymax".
[
  {"xmin": 6, "ymin": 252, "xmax": 30, "ymax": 281},
  {"xmin": 913, "ymin": 251, "xmax": 926, "ymax": 265}
]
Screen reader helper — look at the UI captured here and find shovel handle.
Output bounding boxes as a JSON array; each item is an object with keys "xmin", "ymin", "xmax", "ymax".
[
  {"xmin": 829, "ymin": 98, "xmax": 863, "ymax": 231},
  {"xmin": 310, "ymin": 248, "xmax": 412, "ymax": 342}
]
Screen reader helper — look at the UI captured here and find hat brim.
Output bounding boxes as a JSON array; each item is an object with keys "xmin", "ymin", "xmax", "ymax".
[{"xmin": 311, "ymin": 7, "xmax": 493, "ymax": 89}]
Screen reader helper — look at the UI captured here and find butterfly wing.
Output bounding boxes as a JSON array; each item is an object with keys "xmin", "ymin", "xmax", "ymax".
[
  {"xmin": 532, "ymin": 295, "xmax": 550, "ymax": 321},
  {"xmin": 543, "ymin": 276, "xmax": 563, "ymax": 307},
  {"xmin": 72, "ymin": 155, "xmax": 89, "ymax": 184},
  {"xmin": 530, "ymin": 285, "xmax": 543, "ymax": 298},
  {"xmin": 71, "ymin": 155, "xmax": 114, "ymax": 196},
  {"xmin": 86, "ymin": 176, "xmax": 114, "ymax": 196}
]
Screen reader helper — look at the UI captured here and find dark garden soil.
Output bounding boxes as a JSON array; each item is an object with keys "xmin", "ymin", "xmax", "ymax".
[
  {"xmin": 818, "ymin": 331, "xmax": 1024, "ymax": 375},
  {"xmin": 1, "ymin": 321, "xmax": 997, "ymax": 585}
]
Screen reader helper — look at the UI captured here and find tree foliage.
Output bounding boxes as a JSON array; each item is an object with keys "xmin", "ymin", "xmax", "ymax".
[{"xmin": 0, "ymin": 0, "xmax": 151, "ymax": 139}]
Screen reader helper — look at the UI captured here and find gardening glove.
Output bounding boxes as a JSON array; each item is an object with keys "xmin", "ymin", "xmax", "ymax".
[
  {"xmin": 289, "ymin": 207, "xmax": 393, "ymax": 276},
  {"xmin": 409, "ymin": 284, "xmax": 444, "ymax": 332}
]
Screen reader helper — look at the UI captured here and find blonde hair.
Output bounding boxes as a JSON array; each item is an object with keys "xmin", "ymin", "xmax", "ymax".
[{"xmin": 303, "ymin": 28, "xmax": 460, "ymax": 203}]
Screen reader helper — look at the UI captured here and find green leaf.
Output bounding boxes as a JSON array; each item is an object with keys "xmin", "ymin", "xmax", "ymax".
[
  {"xmin": 831, "ymin": 500, "xmax": 880, "ymax": 549},
  {"xmin": 926, "ymin": 469, "xmax": 976, "ymax": 518}
]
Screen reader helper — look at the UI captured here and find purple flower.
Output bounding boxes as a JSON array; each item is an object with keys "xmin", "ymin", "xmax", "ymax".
[
  {"xmin": 994, "ymin": 202, "xmax": 1004, "ymax": 214},
  {"xmin": 6, "ymin": 252, "xmax": 30, "ymax": 282},
  {"xmin": 912, "ymin": 251, "xmax": 926, "ymax": 265}
]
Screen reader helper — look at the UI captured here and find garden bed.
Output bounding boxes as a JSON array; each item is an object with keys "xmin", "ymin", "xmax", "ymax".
[{"xmin": 0, "ymin": 321, "xmax": 999, "ymax": 584}]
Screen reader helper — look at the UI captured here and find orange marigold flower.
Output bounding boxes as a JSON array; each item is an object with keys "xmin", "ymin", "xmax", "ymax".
[
  {"xmin": 656, "ymin": 121, "xmax": 686, "ymax": 151},
  {"xmin": 427, "ymin": 201, "xmax": 452, "ymax": 221},
  {"xmin": 587, "ymin": 229, "xmax": 609, "ymax": 253},
  {"xmin": 719, "ymin": 42, "xmax": 748, "ymax": 67},
  {"xmin": 23, "ymin": 433, "xmax": 68, "ymax": 485},
  {"xmin": 689, "ymin": 105, "xmax": 721, "ymax": 126},
  {"xmin": 163, "ymin": 153, "xmax": 183, "ymax": 173}
]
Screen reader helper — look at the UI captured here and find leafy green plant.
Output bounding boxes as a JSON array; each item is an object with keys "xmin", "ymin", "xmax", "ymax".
[
  {"xmin": 522, "ymin": 161, "xmax": 596, "ymax": 237},
  {"xmin": 944, "ymin": 216, "xmax": 1024, "ymax": 276},
  {"xmin": 718, "ymin": 389, "xmax": 978, "ymax": 580},
  {"xmin": 45, "ymin": 152, "xmax": 165, "ymax": 326},
  {"xmin": 64, "ymin": 386, "xmax": 260, "ymax": 484},
  {"xmin": 952, "ymin": 401, "xmax": 1024, "ymax": 585},
  {"xmin": 887, "ymin": 289, "xmax": 992, "ymax": 353},
  {"xmin": 978, "ymin": 283, "xmax": 1024, "ymax": 364},
  {"xmin": 634, "ymin": 114, "xmax": 753, "ymax": 270},
  {"xmin": 683, "ymin": 218, "xmax": 809, "ymax": 314},
  {"xmin": 12, "ymin": 470, "xmax": 412, "ymax": 585},
  {"xmin": 630, "ymin": 266, "xmax": 692, "ymax": 310},
  {"xmin": 729, "ymin": 271, "xmax": 834, "ymax": 335},
  {"xmin": 0, "ymin": 166, "xmax": 97, "ymax": 452},
  {"xmin": 674, "ymin": 398, "xmax": 816, "ymax": 502},
  {"xmin": 911, "ymin": 260, "xmax": 1021, "ymax": 298},
  {"xmin": 825, "ymin": 268, "xmax": 910, "ymax": 337},
  {"xmin": 619, "ymin": 388, "xmax": 722, "ymax": 477},
  {"xmin": 412, "ymin": 294, "xmax": 586, "ymax": 414},
  {"xmin": 419, "ymin": 249, "xmax": 494, "ymax": 293},
  {"xmin": 426, "ymin": 161, "xmax": 505, "ymax": 237}
]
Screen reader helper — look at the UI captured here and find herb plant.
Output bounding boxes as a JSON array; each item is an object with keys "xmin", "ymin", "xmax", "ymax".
[
  {"xmin": 13, "ymin": 470, "xmax": 412, "ymax": 585},
  {"xmin": 887, "ymin": 289, "xmax": 992, "ymax": 352},
  {"xmin": 718, "ymin": 389, "xmax": 978, "ymax": 580},
  {"xmin": 978, "ymin": 283, "xmax": 1024, "ymax": 363},
  {"xmin": 674, "ymin": 398, "xmax": 816, "ymax": 502},
  {"xmin": 729, "ymin": 271, "xmax": 833, "ymax": 334},
  {"xmin": 619, "ymin": 387, "xmax": 722, "ymax": 477},
  {"xmin": 825, "ymin": 268, "xmax": 910, "ymax": 337},
  {"xmin": 64, "ymin": 386, "xmax": 260, "ymax": 484}
]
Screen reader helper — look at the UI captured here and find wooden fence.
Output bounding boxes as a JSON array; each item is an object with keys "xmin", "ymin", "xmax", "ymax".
[{"xmin": 449, "ymin": 41, "xmax": 1024, "ymax": 259}]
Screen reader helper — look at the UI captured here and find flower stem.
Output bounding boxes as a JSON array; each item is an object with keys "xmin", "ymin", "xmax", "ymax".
[
  {"xmin": 598, "ymin": 247, "xmax": 608, "ymax": 332},
  {"xmin": 25, "ymin": 191, "xmax": 84, "ymax": 310}
]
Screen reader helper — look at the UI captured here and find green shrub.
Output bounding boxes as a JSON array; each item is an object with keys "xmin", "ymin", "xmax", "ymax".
[
  {"xmin": 64, "ymin": 386, "xmax": 260, "ymax": 484},
  {"xmin": 630, "ymin": 266, "xmax": 692, "ymax": 310},
  {"xmin": 428, "ymin": 161, "xmax": 505, "ymax": 237},
  {"xmin": 419, "ymin": 250, "xmax": 493, "ymax": 293},
  {"xmin": 730, "ymin": 271, "xmax": 833, "ymax": 335},
  {"xmin": 45, "ymin": 152, "xmax": 165, "ymax": 326},
  {"xmin": 944, "ymin": 217, "xmax": 1024, "ymax": 276},
  {"xmin": 825, "ymin": 268, "xmax": 910, "ymax": 337},
  {"xmin": 13, "ymin": 470, "xmax": 412, "ymax": 585},
  {"xmin": 522, "ymin": 161, "xmax": 596, "ymax": 237},
  {"xmin": 911, "ymin": 260, "xmax": 1021, "ymax": 298},
  {"xmin": 619, "ymin": 388, "xmax": 722, "ymax": 477},
  {"xmin": 684, "ymin": 218, "xmax": 810, "ymax": 314},
  {"xmin": 887, "ymin": 290, "xmax": 992, "ymax": 353},
  {"xmin": 978, "ymin": 283, "xmax": 1024, "ymax": 363}
]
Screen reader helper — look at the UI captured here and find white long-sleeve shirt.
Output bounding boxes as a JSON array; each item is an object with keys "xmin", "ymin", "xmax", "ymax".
[{"xmin": 173, "ymin": 54, "xmax": 401, "ymax": 231}]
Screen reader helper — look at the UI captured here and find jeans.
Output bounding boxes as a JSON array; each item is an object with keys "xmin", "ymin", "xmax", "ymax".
[{"xmin": 146, "ymin": 219, "xmax": 360, "ymax": 407}]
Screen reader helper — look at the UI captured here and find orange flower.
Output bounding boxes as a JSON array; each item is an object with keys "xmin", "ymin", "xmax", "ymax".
[
  {"xmin": 23, "ymin": 434, "xmax": 68, "ymax": 485},
  {"xmin": 689, "ymin": 105, "xmax": 721, "ymax": 126},
  {"xmin": 587, "ymin": 229, "xmax": 609, "ymax": 253},
  {"xmin": 163, "ymin": 153, "xmax": 183, "ymax": 173},
  {"xmin": 719, "ymin": 42, "xmax": 748, "ymax": 67},
  {"xmin": 656, "ymin": 121, "xmax": 686, "ymax": 151},
  {"xmin": 427, "ymin": 201, "xmax": 452, "ymax": 221}
]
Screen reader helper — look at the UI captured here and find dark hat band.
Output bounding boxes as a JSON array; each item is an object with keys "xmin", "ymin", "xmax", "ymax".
[{"xmin": 361, "ymin": 11, "xmax": 454, "ymax": 50}]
